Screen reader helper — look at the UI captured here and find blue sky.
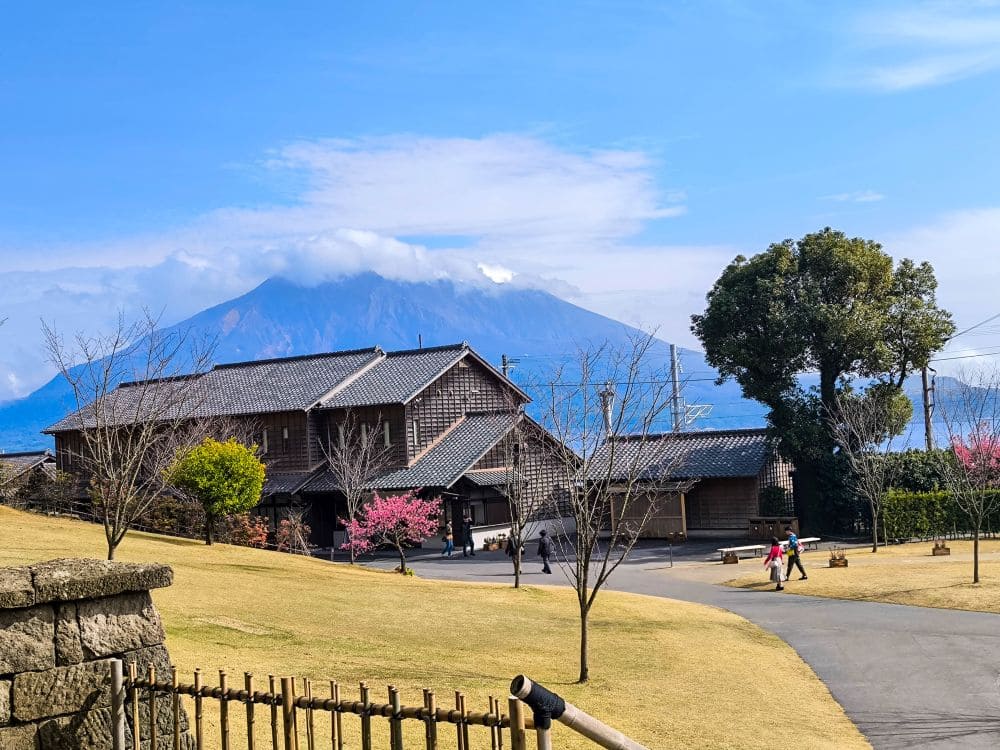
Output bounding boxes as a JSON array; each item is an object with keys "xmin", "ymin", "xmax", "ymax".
[{"xmin": 2, "ymin": 1, "xmax": 1000, "ymax": 399}]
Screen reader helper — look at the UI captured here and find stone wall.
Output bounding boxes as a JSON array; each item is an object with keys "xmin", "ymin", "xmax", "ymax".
[{"xmin": 0, "ymin": 558, "xmax": 193, "ymax": 749}]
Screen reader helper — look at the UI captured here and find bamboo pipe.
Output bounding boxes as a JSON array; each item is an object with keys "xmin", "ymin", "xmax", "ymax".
[{"xmin": 510, "ymin": 676, "xmax": 649, "ymax": 750}]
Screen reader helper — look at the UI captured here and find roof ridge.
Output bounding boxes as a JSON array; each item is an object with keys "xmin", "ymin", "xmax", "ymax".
[
  {"xmin": 118, "ymin": 373, "xmax": 205, "ymax": 388},
  {"xmin": 406, "ymin": 414, "xmax": 469, "ymax": 466},
  {"xmin": 0, "ymin": 450, "xmax": 54, "ymax": 458},
  {"xmin": 385, "ymin": 342, "xmax": 468, "ymax": 357},
  {"xmin": 213, "ymin": 347, "xmax": 382, "ymax": 370},
  {"xmin": 616, "ymin": 427, "xmax": 769, "ymax": 442}
]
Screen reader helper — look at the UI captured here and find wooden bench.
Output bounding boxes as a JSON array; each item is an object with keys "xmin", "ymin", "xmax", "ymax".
[
  {"xmin": 717, "ymin": 544, "xmax": 766, "ymax": 561},
  {"xmin": 780, "ymin": 537, "xmax": 821, "ymax": 551}
]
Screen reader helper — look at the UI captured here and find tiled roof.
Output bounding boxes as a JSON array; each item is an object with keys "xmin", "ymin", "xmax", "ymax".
[
  {"xmin": 461, "ymin": 468, "xmax": 524, "ymax": 487},
  {"xmin": 262, "ymin": 472, "xmax": 316, "ymax": 497},
  {"xmin": 321, "ymin": 345, "xmax": 468, "ymax": 407},
  {"xmin": 44, "ymin": 343, "xmax": 524, "ymax": 434},
  {"xmin": 590, "ymin": 428, "xmax": 771, "ymax": 481},
  {"xmin": 301, "ymin": 411, "xmax": 519, "ymax": 493},
  {"xmin": 0, "ymin": 451, "xmax": 55, "ymax": 484}
]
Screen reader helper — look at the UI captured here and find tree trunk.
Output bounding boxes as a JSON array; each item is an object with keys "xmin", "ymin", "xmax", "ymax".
[
  {"xmin": 513, "ymin": 546, "xmax": 521, "ymax": 589},
  {"xmin": 871, "ymin": 502, "xmax": 878, "ymax": 553},
  {"xmin": 205, "ymin": 514, "xmax": 214, "ymax": 545},
  {"xmin": 974, "ymin": 526, "xmax": 980, "ymax": 584},
  {"xmin": 578, "ymin": 604, "xmax": 590, "ymax": 684},
  {"xmin": 106, "ymin": 542, "xmax": 116, "ymax": 561},
  {"xmin": 398, "ymin": 547, "xmax": 407, "ymax": 574}
]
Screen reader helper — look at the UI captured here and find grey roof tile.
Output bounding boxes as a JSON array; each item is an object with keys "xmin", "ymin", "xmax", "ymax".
[
  {"xmin": 461, "ymin": 468, "xmax": 524, "ymax": 487},
  {"xmin": 301, "ymin": 411, "xmax": 518, "ymax": 493},
  {"xmin": 321, "ymin": 345, "xmax": 467, "ymax": 408},
  {"xmin": 0, "ymin": 451, "xmax": 55, "ymax": 484},
  {"xmin": 590, "ymin": 428, "xmax": 771, "ymax": 481},
  {"xmin": 262, "ymin": 471, "xmax": 316, "ymax": 496}
]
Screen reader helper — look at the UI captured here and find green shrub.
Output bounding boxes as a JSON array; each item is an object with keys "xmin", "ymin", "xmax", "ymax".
[{"xmin": 881, "ymin": 489, "xmax": 1000, "ymax": 540}]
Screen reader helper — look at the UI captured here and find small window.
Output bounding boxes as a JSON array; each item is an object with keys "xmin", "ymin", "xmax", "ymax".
[
  {"xmin": 360, "ymin": 423, "xmax": 368, "ymax": 442},
  {"xmin": 282, "ymin": 427, "xmax": 289, "ymax": 452},
  {"xmin": 383, "ymin": 420, "xmax": 391, "ymax": 447},
  {"xmin": 337, "ymin": 424, "xmax": 345, "ymax": 449},
  {"xmin": 262, "ymin": 429, "xmax": 269, "ymax": 455},
  {"xmin": 412, "ymin": 419, "xmax": 421, "ymax": 445}
]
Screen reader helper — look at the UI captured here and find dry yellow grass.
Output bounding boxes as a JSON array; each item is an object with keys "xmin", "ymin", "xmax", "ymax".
[
  {"xmin": 728, "ymin": 540, "xmax": 1000, "ymax": 614},
  {"xmin": 0, "ymin": 507, "xmax": 869, "ymax": 749}
]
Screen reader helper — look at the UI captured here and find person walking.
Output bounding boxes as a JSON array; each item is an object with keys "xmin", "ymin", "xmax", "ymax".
[
  {"xmin": 763, "ymin": 536, "xmax": 785, "ymax": 591},
  {"xmin": 461, "ymin": 512, "xmax": 476, "ymax": 557},
  {"xmin": 441, "ymin": 522, "xmax": 454, "ymax": 557},
  {"xmin": 537, "ymin": 529, "xmax": 554, "ymax": 574},
  {"xmin": 785, "ymin": 526, "xmax": 808, "ymax": 580}
]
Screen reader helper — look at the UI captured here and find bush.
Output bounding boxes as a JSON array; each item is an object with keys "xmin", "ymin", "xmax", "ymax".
[
  {"xmin": 881, "ymin": 489, "xmax": 1000, "ymax": 540},
  {"xmin": 759, "ymin": 485, "xmax": 792, "ymax": 516},
  {"xmin": 220, "ymin": 513, "xmax": 270, "ymax": 548}
]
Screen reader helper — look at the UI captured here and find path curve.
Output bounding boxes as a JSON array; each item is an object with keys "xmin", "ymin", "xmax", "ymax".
[{"xmin": 375, "ymin": 549, "xmax": 1000, "ymax": 749}]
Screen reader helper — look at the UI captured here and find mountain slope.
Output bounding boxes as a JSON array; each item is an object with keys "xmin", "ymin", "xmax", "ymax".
[{"xmin": 0, "ymin": 273, "xmax": 765, "ymax": 450}]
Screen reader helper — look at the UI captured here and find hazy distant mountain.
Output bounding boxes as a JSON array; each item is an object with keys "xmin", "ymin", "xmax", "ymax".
[{"xmin": 0, "ymin": 273, "xmax": 766, "ymax": 450}]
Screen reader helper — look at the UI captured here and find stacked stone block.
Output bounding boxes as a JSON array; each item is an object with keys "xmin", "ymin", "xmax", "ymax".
[{"xmin": 0, "ymin": 559, "xmax": 193, "ymax": 749}]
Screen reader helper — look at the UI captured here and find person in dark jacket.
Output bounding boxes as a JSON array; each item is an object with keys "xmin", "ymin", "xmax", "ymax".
[
  {"xmin": 537, "ymin": 529, "xmax": 553, "ymax": 574},
  {"xmin": 461, "ymin": 513, "xmax": 475, "ymax": 557}
]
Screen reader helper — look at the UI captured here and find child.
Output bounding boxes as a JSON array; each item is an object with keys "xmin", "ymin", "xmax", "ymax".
[
  {"xmin": 763, "ymin": 536, "xmax": 785, "ymax": 591},
  {"xmin": 441, "ymin": 522, "xmax": 454, "ymax": 557}
]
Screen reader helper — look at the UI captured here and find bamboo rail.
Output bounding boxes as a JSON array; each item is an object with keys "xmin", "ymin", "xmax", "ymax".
[{"xmin": 114, "ymin": 659, "xmax": 540, "ymax": 750}]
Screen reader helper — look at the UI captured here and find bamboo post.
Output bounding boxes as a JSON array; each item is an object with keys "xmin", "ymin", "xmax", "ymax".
[
  {"xmin": 304, "ymin": 679, "xmax": 315, "ymax": 750},
  {"xmin": 110, "ymin": 659, "xmax": 126, "ymax": 750},
  {"xmin": 497, "ymin": 699, "xmax": 504, "ymax": 750},
  {"xmin": 148, "ymin": 665, "xmax": 158, "ymax": 750},
  {"xmin": 194, "ymin": 669, "xmax": 204, "ymax": 750},
  {"xmin": 173, "ymin": 667, "xmax": 181, "ymax": 750},
  {"xmin": 292, "ymin": 678, "xmax": 299, "ymax": 744},
  {"xmin": 281, "ymin": 677, "xmax": 297, "ymax": 750},
  {"xmin": 270, "ymin": 675, "xmax": 279, "ymax": 750},
  {"xmin": 246, "ymin": 673, "xmax": 256, "ymax": 750},
  {"xmin": 508, "ymin": 698, "xmax": 526, "ymax": 750},
  {"xmin": 534, "ymin": 726, "xmax": 552, "ymax": 750},
  {"xmin": 454, "ymin": 692, "xmax": 465, "ymax": 750},
  {"xmin": 360, "ymin": 682, "xmax": 372, "ymax": 750},
  {"xmin": 488, "ymin": 696, "xmax": 498, "ymax": 750},
  {"xmin": 388, "ymin": 686, "xmax": 403, "ymax": 750},
  {"xmin": 424, "ymin": 690, "xmax": 437, "ymax": 750},
  {"xmin": 129, "ymin": 662, "xmax": 140, "ymax": 750},
  {"xmin": 330, "ymin": 681, "xmax": 342, "ymax": 750},
  {"xmin": 220, "ymin": 670, "xmax": 230, "ymax": 750}
]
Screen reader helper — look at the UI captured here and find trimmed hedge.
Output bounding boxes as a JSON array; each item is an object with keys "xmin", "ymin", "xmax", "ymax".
[{"xmin": 882, "ymin": 489, "xmax": 1000, "ymax": 540}]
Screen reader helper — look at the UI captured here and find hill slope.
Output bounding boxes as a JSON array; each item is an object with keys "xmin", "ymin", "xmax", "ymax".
[
  {"xmin": 0, "ymin": 506, "xmax": 869, "ymax": 749},
  {"xmin": 0, "ymin": 273, "xmax": 764, "ymax": 449}
]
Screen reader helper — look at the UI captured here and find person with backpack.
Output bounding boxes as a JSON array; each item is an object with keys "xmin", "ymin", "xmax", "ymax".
[
  {"xmin": 785, "ymin": 526, "xmax": 808, "ymax": 580},
  {"xmin": 763, "ymin": 536, "xmax": 785, "ymax": 591},
  {"xmin": 441, "ymin": 521, "xmax": 454, "ymax": 557},
  {"xmin": 537, "ymin": 529, "xmax": 554, "ymax": 574}
]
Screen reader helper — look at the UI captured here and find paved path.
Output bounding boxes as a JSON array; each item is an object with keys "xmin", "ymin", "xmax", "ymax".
[{"xmin": 369, "ymin": 545, "xmax": 1000, "ymax": 749}]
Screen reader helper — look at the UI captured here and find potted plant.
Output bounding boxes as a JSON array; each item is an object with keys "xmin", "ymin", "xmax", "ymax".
[
  {"xmin": 932, "ymin": 538, "xmax": 951, "ymax": 556},
  {"xmin": 828, "ymin": 547, "xmax": 848, "ymax": 568}
]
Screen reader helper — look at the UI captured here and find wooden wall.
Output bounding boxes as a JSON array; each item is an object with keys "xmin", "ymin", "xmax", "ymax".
[
  {"xmin": 613, "ymin": 492, "xmax": 686, "ymax": 538},
  {"xmin": 405, "ymin": 358, "xmax": 521, "ymax": 459},
  {"xmin": 684, "ymin": 477, "xmax": 759, "ymax": 530}
]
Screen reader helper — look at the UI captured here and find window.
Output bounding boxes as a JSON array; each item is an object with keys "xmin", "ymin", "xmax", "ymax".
[
  {"xmin": 282, "ymin": 427, "xmax": 289, "ymax": 452},
  {"xmin": 360, "ymin": 423, "xmax": 369, "ymax": 442},
  {"xmin": 262, "ymin": 429, "xmax": 269, "ymax": 455},
  {"xmin": 337, "ymin": 424, "xmax": 345, "ymax": 449},
  {"xmin": 383, "ymin": 420, "xmax": 391, "ymax": 447},
  {"xmin": 412, "ymin": 419, "xmax": 421, "ymax": 445}
]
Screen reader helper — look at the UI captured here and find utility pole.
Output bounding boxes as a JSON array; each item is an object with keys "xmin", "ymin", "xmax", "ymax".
[
  {"xmin": 502, "ymin": 354, "xmax": 509, "ymax": 378},
  {"xmin": 921, "ymin": 365, "xmax": 935, "ymax": 450},
  {"xmin": 670, "ymin": 344, "xmax": 682, "ymax": 432}
]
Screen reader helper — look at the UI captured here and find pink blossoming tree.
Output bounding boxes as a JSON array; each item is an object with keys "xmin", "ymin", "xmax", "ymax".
[
  {"xmin": 939, "ymin": 367, "xmax": 1000, "ymax": 583},
  {"xmin": 341, "ymin": 491, "xmax": 442, "ymax": 574}
]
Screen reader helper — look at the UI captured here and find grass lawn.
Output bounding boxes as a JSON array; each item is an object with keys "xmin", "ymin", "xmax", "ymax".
[
  {"xmin": 727, "ymin": 540, "xmax": 1000, "ymax": 614},
  {"xmin": 0, "ymin": 507, "xmax": 868, "ymax": 749}
]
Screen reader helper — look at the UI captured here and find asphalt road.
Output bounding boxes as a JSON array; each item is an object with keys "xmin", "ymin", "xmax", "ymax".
[{"xmin": 367, "ymin": 543, "xmax": 1000, "ymax": 749}]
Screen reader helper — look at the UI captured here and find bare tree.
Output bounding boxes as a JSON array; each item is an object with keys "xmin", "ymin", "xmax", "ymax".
[
  {"xmin": 496, "ymin": 396, "xmax": 532, "ymax": 588},
  {"xmin": 43, "ymin": 311, "xmax": 216, "ymax": 560},
  {"xmin": 530, "ymin": 333, "xmax": 682, "ymax": 683},
  {"xmin": 828, "ymin": 386, "xmax": 910, "ymax": 552},
  {"xmin": 936, "ymin": 368, "xmax": 1000, "ymax": 583},
  {"xmin": 317, "ymin": 409, "xmax": 393, "ymax": 562}
]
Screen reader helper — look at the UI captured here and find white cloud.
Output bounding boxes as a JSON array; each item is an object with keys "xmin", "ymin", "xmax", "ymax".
[
  {"xmin": 0, "ymin": 134, "xmax": 698, "ymax": 401},
  {"xmin": 822, "ymin": 190, "xmax": 885, "ymax": 203},
  {"xmin": 839, "ymin": 2, "xmax": 1000, "ymax": 91}
]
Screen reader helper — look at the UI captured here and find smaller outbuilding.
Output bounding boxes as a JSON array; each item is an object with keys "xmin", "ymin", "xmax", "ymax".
[
  {"xmin": 594, "ymin": 428, "xmax": 795, "ymax": 539},
  {"xmin": 0, "ymin": 450, "xmax": 56, "ymax": 499}
]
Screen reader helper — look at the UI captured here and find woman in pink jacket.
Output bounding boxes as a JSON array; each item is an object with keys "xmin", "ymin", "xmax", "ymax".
[{"xmin": 763, "ymin": 536, "xmax": 785, "ymax": 591}]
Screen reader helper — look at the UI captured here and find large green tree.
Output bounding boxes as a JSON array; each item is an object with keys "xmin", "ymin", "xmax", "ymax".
[
  {"xmin": 691, "ymin": 228, "xmax": 954, "ymax": 532},
  {"xmin": 167, "ymin": 437, "xmax": 266, "ymax": 545}
]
